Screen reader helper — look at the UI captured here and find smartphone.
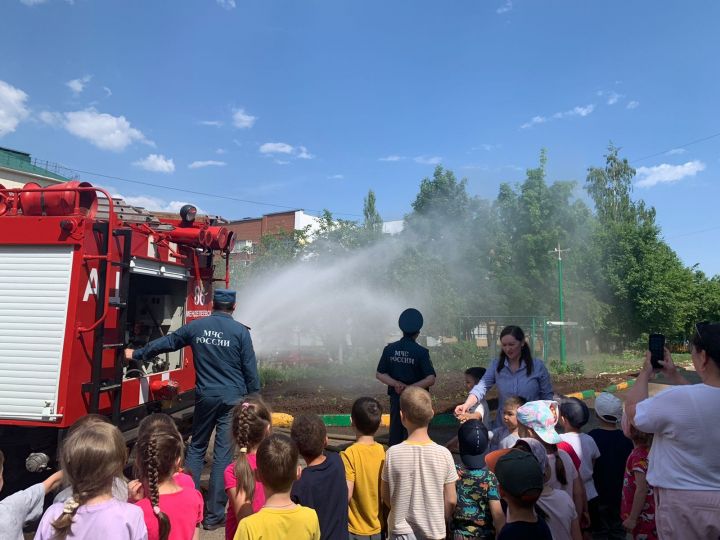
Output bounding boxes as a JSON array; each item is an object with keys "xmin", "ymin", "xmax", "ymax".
[{"xmin": 649, "ymin": 333, "xmax": 665, "ymax": 370}]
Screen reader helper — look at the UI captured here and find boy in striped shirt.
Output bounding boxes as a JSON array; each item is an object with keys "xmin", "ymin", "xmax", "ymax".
[{"xmin": 381, "ymin": 387, "xmax": 458, "ymax": 540}]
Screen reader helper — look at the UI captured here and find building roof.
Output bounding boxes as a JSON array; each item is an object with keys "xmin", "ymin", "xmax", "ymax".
[{"xmin": 0, "ymin": 147, "xmax": 70, "ymax": 183}]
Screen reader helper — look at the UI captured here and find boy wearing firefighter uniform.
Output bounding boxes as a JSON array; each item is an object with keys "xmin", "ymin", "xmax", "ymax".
[
  {"xmin": 375, "ymin": 308, "xmax": 436, "ymax": 446},
  {"xmin": 125, "ymin": 288, "xmax": 259, "ymax": 530}
]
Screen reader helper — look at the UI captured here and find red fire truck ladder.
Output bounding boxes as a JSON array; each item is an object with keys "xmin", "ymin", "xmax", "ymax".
[{"xmin": 81, "ymin": 222, "xmax": 132, "ymax": 424}]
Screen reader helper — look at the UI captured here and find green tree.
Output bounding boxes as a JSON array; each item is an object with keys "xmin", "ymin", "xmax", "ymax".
[
  {"xmin": 585, "ymin": 144, "xmax": 694, "ymax": 347},
  {"xmin": 362, "ymin": 189, "xmax": 383, "ymax": 242}
]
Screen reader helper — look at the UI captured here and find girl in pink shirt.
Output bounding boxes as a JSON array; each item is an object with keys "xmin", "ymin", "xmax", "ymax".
[
  {"xmin": 224, "ymin": 397, "xmax": 272, "ymax": 540},
  {"xmin": 133, "ymin": 422, "xmax": 204, "ymax": 540}
]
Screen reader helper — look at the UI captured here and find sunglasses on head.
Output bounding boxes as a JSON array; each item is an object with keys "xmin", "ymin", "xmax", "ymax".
[{"xmin": 694, "ymin": 321, "xmax": 720, "ymax": 350}]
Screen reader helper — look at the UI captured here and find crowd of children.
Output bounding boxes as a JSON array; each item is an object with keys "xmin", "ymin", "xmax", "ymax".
[{"xmin": 0, "ymin": 369, "xmax": 667, "ymax": 540}]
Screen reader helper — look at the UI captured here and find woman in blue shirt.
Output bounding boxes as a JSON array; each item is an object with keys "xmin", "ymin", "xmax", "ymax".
[{"xmin": 455, "ymin": 325, "xmax": 554, "ymax": 427}]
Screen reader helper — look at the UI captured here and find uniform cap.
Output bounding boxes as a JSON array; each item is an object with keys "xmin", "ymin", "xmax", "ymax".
[
  {"xmin": 213, "ymin": 288, "xmax": 236, "ymax": 305},
  {"xmin": 457, "ymin": 419, "xmax": 489, "ymax": 469},
  {"xmin": 398, "ymin": 308, "xmax": 423, "ymax": 333},
  {"xmin": 594, "ymin": 392, "xmax": 623, "ymax": 423},
  {"xmin": 486, "ymin": 448, "xmax": 544, "ymax": 499}
]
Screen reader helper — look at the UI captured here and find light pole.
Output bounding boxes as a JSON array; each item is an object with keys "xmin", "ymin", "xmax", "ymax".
[{"xmin": 549, "ymin": 244, "xmax": 570, "ymax": 367}]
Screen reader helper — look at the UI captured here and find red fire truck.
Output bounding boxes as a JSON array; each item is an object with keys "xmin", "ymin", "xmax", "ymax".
[{"xmin": 0, "ymin": 181, "xmax": 234, "ymax": 494}]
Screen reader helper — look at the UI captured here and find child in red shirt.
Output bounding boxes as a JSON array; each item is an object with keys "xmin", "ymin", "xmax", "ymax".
[{"xmin": 621, "ymin": 423, "xmax": 656, "ymax": 540}]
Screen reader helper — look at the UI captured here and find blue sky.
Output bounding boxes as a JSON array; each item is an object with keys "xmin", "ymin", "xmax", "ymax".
[{"xmin": 1, "ymin": 1, "xmax": 719, "ymax": 275}]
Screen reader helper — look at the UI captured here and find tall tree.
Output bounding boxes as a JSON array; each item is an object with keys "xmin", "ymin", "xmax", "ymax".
[{"xmin": 363, "ymin": 189, "xmax": 383, "ymax": 236}]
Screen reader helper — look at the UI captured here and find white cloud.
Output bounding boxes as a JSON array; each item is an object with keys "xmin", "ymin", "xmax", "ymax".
[
  {"xmin": 636, "ymin": 160, "xmax": 706, "ymax": 188},
  {"xmin": 297, "ymin": 146, "xmax": 314, "ymax": 159},
  {"xmin": 520, "ymin": 115, "xmax": 547, "ymax": 129},
  {"xmin": 414, "ymin": 155, "xmax": 443, "ymax": 165},
  {"xmin": 215, "ymin": 148, "xmax": 226, "ymax": 155},
  {"xmin": 199, "ymin": 120, "xmax": 223, "ymax": 127},
  {"xmin": 379, "ymin": 155, "xmax": 405, "ymax": 162},
  {"xmin": 188, "ymin": 160, "xmax": 226, "ymax": 169},
  {"xmin": 259, "ymin": 142, "xmax": 314, "ymax": 160},
  {"xmin": 20, "ymin": 0, "xmax": 49, "ymax": 5},
  {"xmin": 103, "ymin": 86, "xmax": 112, "ymax": 98},
  {"xmin": 522, "ymin": 104, "xmax": 594, "ymax": 129},
  {"xmin": 274, "ymin": 160, "xmax": 290, "ymax": 165},
  {"xmin": 327, "ymin": 174, "xmax": 344, "ymax": 180},
  {"xmin": 233, "ymin": 139, "xmax": 242, "ymax": 147},
  {"xmin": 260, "ymin": 142, "xmax": 294, "ymax": 155},
  {"xmin": 119, "ymin": 194, "xmax": 206, "ymax": 214},
  {"xmin": 667, "ymin": 148, "xmax": 686, "ymax": 156},
  {"xmin": 0, "ymin": 80, "xmax": 30, "ymax": 136},
  {"xmin": 232, "ymin": 108, "xmax": 256, "ymax": 129},
  {"xmin": 626, "ymin": 100, "xmax": 640, "ymax": 109},
  {"xmin": 606, "ymin": 91, "xmax": 622, "ymax": 105},
  {"xmin": 597, "ymin": 90, "xmax": 623, "ymax": 105},
  {"xmin": 133, "ymin": 154, "xmax": 175, "ymax": 173},
  {"xmin": 496, "ymin": 0, "xmax": 512, "ymax": 14},
  {"xmin": 216, "ymin": 0, "xmax": 236, "ymax": 9},
  {"xmin": 63, "ymin": 108, "xmax": 151, "ymax": 151},
  {"xmin": 66, "ymin": 75, "xmax": 92, "ymax": 95},
  {"xmin": 553, "ymin": 104, "xmax": 595, "ymax": 119},
  {"xmin": 38, "ymin": 110, "xmax": 63, "ymax": 126}
]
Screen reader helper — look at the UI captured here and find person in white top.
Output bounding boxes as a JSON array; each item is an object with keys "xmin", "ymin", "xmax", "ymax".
[
  {"xmin": 514, "ymin": 437, "xmax": 582, "ymax": 540},
  {"xmin": 625, "ymin": 322, "xmax": 720, "ymax": 540},
  {"xmin": 558, "ymin": 397, "xmax": 601, "ymax": 501}
]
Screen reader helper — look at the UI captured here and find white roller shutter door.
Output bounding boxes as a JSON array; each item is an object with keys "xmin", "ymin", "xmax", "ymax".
[{"xmin": 0, "ymin": 245, "xmax": 73, "ymax": 421}]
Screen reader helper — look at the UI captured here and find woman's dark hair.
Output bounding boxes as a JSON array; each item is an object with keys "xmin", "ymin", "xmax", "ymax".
[
  {"xmin": 497, "ymin": 325, "xmax": 534, "ymax": 376},
  {"xmin": 134, "ymin": 424, "xmax": 184, "ymax": 540},
  {"xmin": 693, "ymin": 322, "xmax": 720, "ymax": 368},
  {"xmin": 464, "ymin": 367, "xmax": 486, "ymax": 384}
]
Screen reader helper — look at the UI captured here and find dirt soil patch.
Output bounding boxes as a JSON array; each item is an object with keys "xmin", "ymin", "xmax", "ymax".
[{"xmin": 261, "ymin": 370, "xmax": 636, "ymax": 416}]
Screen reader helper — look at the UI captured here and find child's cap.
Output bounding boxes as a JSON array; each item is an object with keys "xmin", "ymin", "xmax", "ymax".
[
  {"xmin": 559, "ymin": 397, "xmax": 590, "ymax": 428},
  {"xmin": 516, "ymin": 400, "xmax": 562, "ymax": 445},
  {"xmin": 594, "ymin": 392, "xmax": 623, "ymax": 423},
  {"xmin": 457, "ymin": 419, "xmax": 489, "ymax": 469},
  {"xmin": 513, "ymin": 437, "xmax": 548, "ymax": 475},
  {"xmin": 485, "ymin": 448, "xmax": 544, "ymax": 499}
]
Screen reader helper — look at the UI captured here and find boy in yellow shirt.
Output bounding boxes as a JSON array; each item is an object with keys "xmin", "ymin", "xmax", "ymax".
[
  {"xmin": 341, "ymin": 397, "xmax": 387, "ymax": 540},
  {"xmin": 234, "ymin": 434, "xmax": 320, "ymax": 540}
]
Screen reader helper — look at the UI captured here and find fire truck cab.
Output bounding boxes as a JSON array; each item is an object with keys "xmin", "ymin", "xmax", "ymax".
[{"xmin": 0, "ymin": 181, "xmax": 234, "ymax": 495}]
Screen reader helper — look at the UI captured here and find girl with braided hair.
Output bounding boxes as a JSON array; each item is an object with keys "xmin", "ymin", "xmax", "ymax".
[
  {"xmin": 224, "ymin": 397, "xmax": 272, "ymax": 540},
  {"xmin": 34, "ymin": 422, "xmax": 147, "ymax": 539},
  {"xmin": 133, "ymin": 423, "xmax": 203, "ymax": 540}
]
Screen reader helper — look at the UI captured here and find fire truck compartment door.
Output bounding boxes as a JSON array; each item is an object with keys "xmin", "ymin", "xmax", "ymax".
[
  {"xmin": 129, "ymin": 258, "xmax": 188, "ymax": 280},
  {"xmin": 0, "ymin": 245, "xmax": 74, "ymax": 421}
]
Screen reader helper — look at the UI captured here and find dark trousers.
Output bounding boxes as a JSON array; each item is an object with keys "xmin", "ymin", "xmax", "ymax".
[
  {"xmin": 589, "ymin": 498, "xmax": 625, "ymax": 540},
  {"xmin": 185, "ymin": 393, "xmax": 236, "ymax": 525},
  {"xmin": 388, "ymin": 393, "xmax": 408, "ymax": 446}
]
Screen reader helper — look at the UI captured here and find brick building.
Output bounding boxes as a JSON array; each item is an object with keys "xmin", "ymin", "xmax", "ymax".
[{"xmin": 226, "ymin": 210, "xmax": 320, "ymax": 265}]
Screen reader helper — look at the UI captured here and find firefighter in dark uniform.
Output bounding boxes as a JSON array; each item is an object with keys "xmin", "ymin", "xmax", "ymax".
[
  {"xmin": 125, "ymin": 288, "xmax": 259, "ymax": 530},
  {"xmin": 376, "ymin": 308, "xmax": 436, "ymax": 446}
]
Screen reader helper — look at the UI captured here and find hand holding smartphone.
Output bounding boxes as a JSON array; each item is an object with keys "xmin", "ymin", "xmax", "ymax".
[{"xmin": 648, "ymin": 333, "xmax": 665, "ymax": 370}]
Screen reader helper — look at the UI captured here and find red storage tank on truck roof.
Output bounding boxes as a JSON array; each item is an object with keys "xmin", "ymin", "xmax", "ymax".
[{"xmin": 0, "ymin": 181, "xmax": 234, "ymax": 495}]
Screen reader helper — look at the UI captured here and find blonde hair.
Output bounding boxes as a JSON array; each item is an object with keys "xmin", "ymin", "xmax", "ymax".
[
  {"xmin": 400, "ymin": 386, "xmax": 434, "ymax": 426},
  {"xmin": 52, "ymin": 423, "xmax": 127, "ymax": 539}
]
